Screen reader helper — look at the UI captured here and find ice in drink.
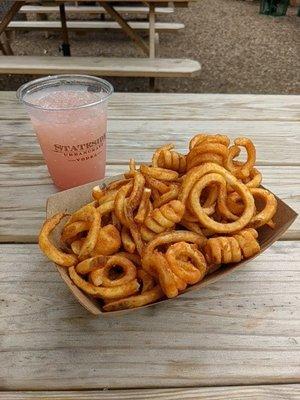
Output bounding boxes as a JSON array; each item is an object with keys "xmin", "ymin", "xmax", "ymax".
[{"xmin": 17, "ymin": 75, "xmax": 113, "ymax": 189}]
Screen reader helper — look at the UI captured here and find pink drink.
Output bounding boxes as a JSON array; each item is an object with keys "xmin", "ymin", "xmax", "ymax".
[{"xmin": 17, "ymin": 75, "xmax": 113, "ymax": 189}]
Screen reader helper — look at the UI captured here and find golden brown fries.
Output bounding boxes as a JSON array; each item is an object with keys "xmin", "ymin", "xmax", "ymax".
[{"xmin": 39, "ymin": 134, "xmax": 277, "ymax": 312}]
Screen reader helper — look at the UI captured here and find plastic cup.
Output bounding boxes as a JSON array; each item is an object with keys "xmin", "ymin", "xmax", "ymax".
[{"xmin": 17, "ymin": 75, "xmax": 113, "ymax": 189}]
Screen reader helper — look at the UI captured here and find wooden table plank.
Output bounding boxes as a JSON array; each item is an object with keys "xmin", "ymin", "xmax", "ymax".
[
  {"xmin": 0, "ymin": 165, "xmax": 299, "ymax": 242},
  {"xmin": 0, "ymin": 92, "xmax": 299, "ymax": 121},
  {"xmin": 1, "ymin": 385, "xmax": 300, "ymax": 399},
  {"xmin": 1, "ymin": 119, "xmax": 299, "ymax": 166},
  {"xmin": 0, "ymin": 242, "xmax": 299, "ymax": 390}
]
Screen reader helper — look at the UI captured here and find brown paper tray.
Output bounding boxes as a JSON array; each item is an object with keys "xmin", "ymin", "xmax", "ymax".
[{"xmin": 46, "ymin": 174, "xmax": 298, "ymax": 316}]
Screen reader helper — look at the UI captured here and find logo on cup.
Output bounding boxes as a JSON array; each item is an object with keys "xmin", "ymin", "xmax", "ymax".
[{"xmin": 53, "ymin": 134, "xmax": 106, "ymax": 162}]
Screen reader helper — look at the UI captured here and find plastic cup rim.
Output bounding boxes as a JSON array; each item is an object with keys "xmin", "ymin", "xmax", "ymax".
[{"xmin": 16, "ymin": 74, "xmax": 114, "ymax": 111}]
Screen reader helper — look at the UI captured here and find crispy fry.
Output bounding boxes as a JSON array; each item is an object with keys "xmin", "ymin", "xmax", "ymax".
[
  {"xmin": 115, "ymin": 251, "xmax": 141, "ymax": 267},
  {"xmin": 141, "ymin": 200, "xmax": 185, "ymax": 242},
  {"xmin": 76, "ymin": 255, "xmax": 107, "ymax": 275},
  {"xmin": 144, "ymin": 175, "xmax": 170, "ymax": 194},
  {"xmin": 114, "ymin": 181, "xmax": 133, "ymax": 227},
  {"xmin": 140, "ymin": 164, "xmax": 179, "ymax": 181},
  {"xmin": 189, "ymin": 134, "xmax": 230, "ymax": 150},
  {"xmin": 79, "ymin": 208, "xmax": 101, "ymax": 260},
  {"xmin": 134, "ymin": 188, "xmax": 152, "ymax": 224},
  {"xmin": 152, "ymin": 145, "xmax": 186, "ymax": 174},
  {"xmin": 142, "ymin": 251, "xmax": 178, "ymax": 298},
  {"xmin": 103, "ymin": 286, "xmax": 164, "ymax": 312},
  {"xmin": 39, "ymin": 213, "xmax": 77, "ymax": 267},
  {"xmin": 70, "ymin": 238, "xmax": 85, "ymax": 256},
  {"xmin": 92, "ymin": 185, "xmax": 104, "ymax": 201},
  {"xmin": 249, "ymin": 188, "xmax": 277, "ymax": 228},
  {"xmin": 181, "ymin": 164, "xmax": 255, "ymax": 233},
  {"xmin": 61, "ymin": 221, "xmax": 90, "ymax": 243},
  {"xmin": 138, "ymin": 269, "xmax": 156, "ymax": 293},
  {"xmin": 166, "ymin": 242, "xmax": 207, "ymax": 284},
  {"xmin": 69, "ymin": 266, "xmax": 140, "ymax": 300},
  {"xmin": 92, "ymin": 224, "xmax": 121, "ymax": 256},
  {"xmin": 95, "ymin": 255, "xmax": 137, "ymax": 287},
  {"xmin": 121, "ymin": 226, "xmax": 136, "ymax": 253},
  {"xmin": 152, "ymin": 185, "xmax": 179, "ymax": 208},
  {"xmin": 127, "ymin": 172, "xmax": 145, "ymax": 211},
  {"xmin": 224, "ymin": 138, "xmax": 256, "ymax": 179},
  {"xmin": 39, "ymin": 133, "xmax": 278, "ymax": 312}
]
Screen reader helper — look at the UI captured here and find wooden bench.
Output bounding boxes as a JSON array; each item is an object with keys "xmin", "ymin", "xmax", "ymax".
[
  {"xmin": 19, "ymin": 5, "xmax": 175, "ymax": 15},
  {"xmin": 8, "ymin": 20, "xmax": 184, "ymax": 33},
  {"xmin": 0, "ymin": 55, "xmax": 201, "ymax": 78}
]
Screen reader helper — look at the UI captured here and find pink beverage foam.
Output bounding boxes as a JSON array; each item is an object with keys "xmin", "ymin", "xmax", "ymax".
[{"xmin": 25, "ymin": 86, "xmax": 108, "ymax": 189}]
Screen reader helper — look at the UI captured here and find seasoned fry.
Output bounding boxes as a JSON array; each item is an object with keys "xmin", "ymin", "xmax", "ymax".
[
  {"xmin": 140, "ymin": 164, "xmax": 179, "ymax": 181},
  {"xmin": 92, "ymin": 224, "xmax": 121, "ymax": 256},
  {"xmin": 121, "ymin": 226, "xmax": 136, "ymax": 253},
  {"xmin": 94, "ymin": 255, "xmax": 137, "ymax": 287},
  {"xmin": 69, "ymin": 266, "xmax": 140, "ymax": 300},
  {"xmin": 134, "ymin": 188, "xmax": 152, "ymax": 224},
  {"xmin": 39, "ymin": 133, "xmax": 278, "ymax": 312},
  {"xmin": 141, "ymin": 200, "xmax": 185, "ymax": 242},
  {"xmin": 103, "ymin": 286, "xmax": 164, "ymax": 311},
  {"xmin": 166, "ymin": 242, "xmax": 207, "ymax": 285},
  {"xmin": 76, "ymin": 255, "xmax": 107, "ymax": 275},
  {"xmin": 70, "ymin": 238, "xmax": 85, "ymax": 256},
  {"xmin": 79, "ymin": 208, "xmax": 101, "ymax": 260},
  {"xmin": 39, "ymin": 213, "xmax": 77, "ymax": 267},
  {"xmin": 61, "ymin": 221, "xmax": 90, "ymax": 243}
]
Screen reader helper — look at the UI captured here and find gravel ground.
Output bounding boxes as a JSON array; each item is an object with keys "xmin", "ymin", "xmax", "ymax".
[{"xmin": 0, "ymin": 0, "xmax": 299, "ymax": 93}]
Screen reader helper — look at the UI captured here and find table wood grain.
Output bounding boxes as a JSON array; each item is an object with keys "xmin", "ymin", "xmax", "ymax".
[
  {"xmin": 1, "ymin": 385, "xmax": 300, "ymax": 399},
  {"xmin": 0, "ymin": 92, "xmax": 299, "ymax": 396}
]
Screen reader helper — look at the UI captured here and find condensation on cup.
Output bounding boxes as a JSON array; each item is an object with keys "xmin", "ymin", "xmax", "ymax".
[{"xmin": 17, "ymin": 75, "xmax": 114, "ymax": 189}]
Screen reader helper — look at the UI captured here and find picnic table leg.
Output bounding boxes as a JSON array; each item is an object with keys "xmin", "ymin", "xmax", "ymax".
[
  {"xmin": 59, "ymin": 3, "xmax": 71, "ymax": 56},
  {"xmin": 99, "ymin": 1, "xmax": 149, "ymax": 56},
  {"xmin": 0, "ymin": 40, "xmax": 7, "ymax": 55},
  {"xmin": 1, "ymin": 32, "xmax": 13, "ymax": 55},
  {"xmin": 149, "ymin": 3, "xmax": 157, "ymax": 91},
  {"xmin": 149, "ymin": 3, "xmax": 156, "ymax": 58},
  {"xmin": 0, "ymin": 1, "xmax": 25, "ymax": 55}
]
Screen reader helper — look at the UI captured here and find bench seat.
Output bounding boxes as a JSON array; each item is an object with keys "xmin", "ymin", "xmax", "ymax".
[{"xmin": 0, "ymin": 56, "xmax": 201, "ymax": 78}]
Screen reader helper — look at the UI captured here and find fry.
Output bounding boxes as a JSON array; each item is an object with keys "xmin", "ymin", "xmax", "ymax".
[
  {"xmin": 249, "ymin": 188, "xmax": 277, "ymax": 228},
  {"xmin": 144, "ymin": 175, "xmax": 170, "ymax": 194},
  {"xmin": 166, "ymin": 242, "xmax": 207, "ymax": 284},
  {"xmin": 103, "ymin": 286, "xmax": 164, "ymax": 312},
  {"xmin": 92, "ymin": 185, "xmax": 104, "ymax": 201},
  {"xmin": 140, "ymin": 164, "xmax": 179, "ymax": 181},
  {"xmin": 79, "ymin": 208, "xmax": 101, "ymax": 260},
  {"xmin": 181, "ymin": 164, "xmax": 255, "ymax": 233},
  {"xmin": 61, "ymin": 221, "xmax": 90, "ymax": 243},
  {"xmin": 141, "ymin": 200, "xmax": 185, "ymax": 242},
  {"xmin": 121, "ymin": 226, "xmax": 136, "ymax": 253},
  {"xmin": 76, "ymin": 255, "xmax": 107, "ymax": 275},
  {"xmin": 134, "ymin": 188, "xmax": 152, "ymax": 224},
  {"xmin": 39, "ymin": 133, "xmax": 277, "ymax": 312},
  {"xmin": 95, "ymin": 255, "xmax": 137, "ymax": 287},
  {"xmin": 114, "ymin": 181, "xmax": 133, "ymax": 227},
  {"xmin": 127, "ymin": 172, "xmax": 145, "ymax": 211},
  {"xmin": 92, "ymin": 224, "xmax": 121, "ymax": 256},
  {"xmin": 138, "ymin": 269, "xmax": 156, "ymax": 293},
  {"xmin": 70, "ymin": 238, "xmax": 85, "ymax": 256},
  {"xmin": 39, "ymin": 213, "xmax": 77, "ymax": 267},
  {"xmin": 69, "ymin": 266, "xmax": 140, "ymax": 300}
]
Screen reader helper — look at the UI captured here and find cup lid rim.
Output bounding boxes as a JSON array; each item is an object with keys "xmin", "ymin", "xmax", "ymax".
[{"xmin": 16, "ymin": 74, "xmax": 114, "ymax": 111}]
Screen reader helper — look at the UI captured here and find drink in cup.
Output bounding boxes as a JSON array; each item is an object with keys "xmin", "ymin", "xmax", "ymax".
[{"xmin": 17, "ymin": 75, "xmax": 113, "ymax": 189}]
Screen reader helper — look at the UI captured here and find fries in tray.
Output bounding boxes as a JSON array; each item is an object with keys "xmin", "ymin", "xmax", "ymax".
[{"xmin": 39, "ymin": 134, "xmax": 278, "ymax": 312}]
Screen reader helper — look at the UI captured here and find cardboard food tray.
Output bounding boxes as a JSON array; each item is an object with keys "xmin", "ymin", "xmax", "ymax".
[{"xmin": 46, "ymin": 174, "xmax": 297, "ymax": 316}]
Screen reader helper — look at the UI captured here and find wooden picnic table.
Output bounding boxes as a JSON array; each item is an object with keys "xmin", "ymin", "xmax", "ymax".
[
  {"xmin": 0, "ymin": 92, "xmax": 299, "ymax": 399},
  {"xmin": 1, "ymin": 0, "xmax": 193, "ymax": 57}
]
